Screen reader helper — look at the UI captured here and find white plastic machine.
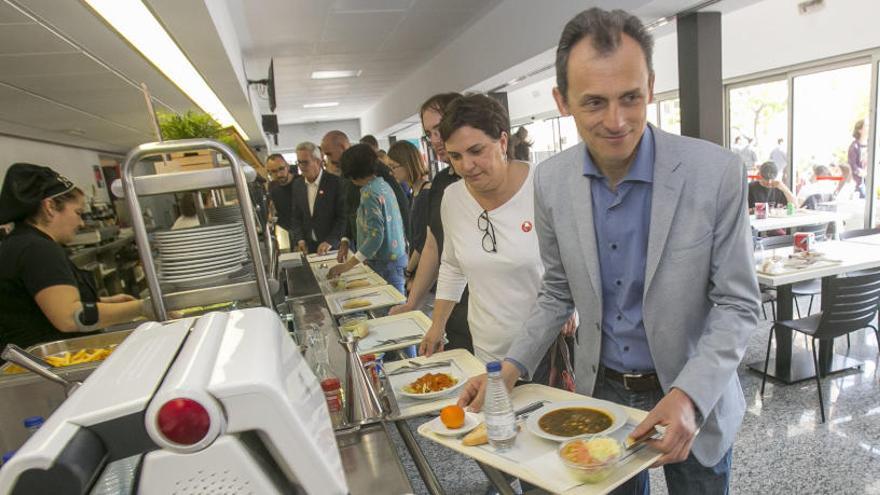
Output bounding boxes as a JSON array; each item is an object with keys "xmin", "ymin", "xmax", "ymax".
[{"xmin": 0, "ymin": 308, "xmax": 348, "ymax": 495}]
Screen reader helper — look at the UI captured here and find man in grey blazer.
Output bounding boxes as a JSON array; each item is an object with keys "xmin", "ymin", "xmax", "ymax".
[{"xmin": 458, "ymin": 8, "xmax": 760, "ymax": 494}]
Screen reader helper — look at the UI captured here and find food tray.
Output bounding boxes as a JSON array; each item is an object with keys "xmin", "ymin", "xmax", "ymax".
[
  {"xmin": 325, "ymin": 285, "xmax": 405, "ymax": 316},
  {"xmin": 417, "ymin": 384, "xmax": 661, "ymax": 494},
  {"xmin": 320, "ymin": 272, "xmax": 388, "ymax": 295},
  {"xmin": 306, "ymin": 251, "xmax": 339, "ymax": 263},
  {"xmin": 346, "ymin": 311, "xmax": 431, "ymax": 354},
  {"xmin": 383, "ymin": 349, "xmax": 484, "ymax": 419},
  {"xmin": 310, "ymin": 260, "xmax": 374, "ymax": 281}
]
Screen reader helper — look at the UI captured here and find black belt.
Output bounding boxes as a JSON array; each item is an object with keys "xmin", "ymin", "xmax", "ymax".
[{"xmin": 602, "ymin": 367, "xmax": 662, "ymax": 392}]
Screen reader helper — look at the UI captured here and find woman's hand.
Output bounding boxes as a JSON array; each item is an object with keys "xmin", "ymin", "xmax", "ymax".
[
  {"xmin": 100, "ymin": 294, "xmax": 136, "ymax": 303},
  {"xmin": 328, "ymin": 263, "xmax": 349, "ymax": 279},
  {"xmin": 419, "ymin": 322, "xmax": 445, "ymax": 357}
]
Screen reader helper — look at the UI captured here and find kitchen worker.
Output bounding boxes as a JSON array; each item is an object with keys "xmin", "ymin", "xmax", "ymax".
[{"xmin": 0, "ymin": 163, "xmax": 151, "ymax": 353}]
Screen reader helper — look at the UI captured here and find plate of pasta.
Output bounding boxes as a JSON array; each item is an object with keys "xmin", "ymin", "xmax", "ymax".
[{"xmin": 399, "ymin": 371, "xmax": 465, "ymax": 400}]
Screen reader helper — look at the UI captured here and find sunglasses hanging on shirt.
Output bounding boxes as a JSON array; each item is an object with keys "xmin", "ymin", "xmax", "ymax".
[{"xmin": 478, "ymin": 210, "xmax": 497, "ymax": 253}]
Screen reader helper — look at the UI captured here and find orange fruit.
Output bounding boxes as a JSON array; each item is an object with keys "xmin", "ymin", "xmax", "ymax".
[{"xmin": 440, "ymin": 405, "xmax": 465, "ymax": 429}]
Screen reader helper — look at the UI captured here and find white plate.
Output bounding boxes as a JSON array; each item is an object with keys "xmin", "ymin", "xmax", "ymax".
[
  {"xmin": 159, "ymin": 265, "xmax": 241, "ymax": 282},
  {"xmin": 397, "ymin": 368, "xmax": 466, "ymax": 400},
  {"xmin": 427, "ymin": 412, "xmax": 481, "ymax": 437},
  {"xmin": 153, "ymin": 223, "xmax": 243, "ymax": 238},
  {"xmin": 155, "ymin": 234, "xmax": 245, "ymax": 248},
  {"xmin": 325, "ymin": 285, "xmax": 405, "ymax": 316},
  {"xmin": 159, "ymin": 249, "xmax": 247, "ymax": 262},
  {"xmin": 159, "ymin": 260, "xmax": 245, "ymax": 276},
  {"xmin": 160, "ymin": 245, "xmax": 250, "ymax": 260},
  {"xmin": 525, "ymin": 399, "xmax": 628, "ymax": 442}
]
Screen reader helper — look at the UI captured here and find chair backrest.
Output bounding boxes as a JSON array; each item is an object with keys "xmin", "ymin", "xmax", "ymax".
[
  {"xmin": 795, "ymin": 222, "xmax": 829, "ymax": 241},
  {"xmin": 755, "ymin": 234, "xmax": 794, "ymax": 250},
  {"xmin": 840, "ymin": 227, "xmax": 880, "ymax": 240},
  {"xmin": 816, "ymin": 270, "xmax": 880, "ymax": 339}
]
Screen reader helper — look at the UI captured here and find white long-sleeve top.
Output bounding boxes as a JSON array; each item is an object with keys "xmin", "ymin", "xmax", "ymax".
[{"xmin": 436, "ymin": 165, "xmax": 544, "ymax": 363}]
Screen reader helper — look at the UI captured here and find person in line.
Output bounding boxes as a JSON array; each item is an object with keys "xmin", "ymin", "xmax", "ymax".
[
  {"xmin": 359, "ymin": 134, "xmax": 381, "ymax": 153},
  {"xmin": 321, "ymin": 130, "xmax": 409, "ymax": 261},
  {"xmin": 457, "ymin": 9, "xmax": 760, "ymax": 494},
  {"xmin": 289, "ymin": 141, "xmax": 346, "ymax": 255},
  {"xmin": 388, "ymin": 92, "xmax": 475, "ymax": 353},
  {"xmin": 266, "ymin": 154, "xmax": 298, "ymax": 245},
  {"xmin": 747, "ymin": 161, "xmax": 795, "ymax": 212},
  {"xmin": 387, "ymin": 140, "xmax": 431, "ymax": 293},
  {"xmin": 0, "ymin": 164, "xmax": 152, "ymax": 354},
  {"xmin": 509, "ymin": 126, "xmax": 533, "ymax": 162},
  {"xmin": 848, "ymin": 119, "xmax": 867, "ymax": 199},
  {"xmin": 327, "ymin": 144, "xmax": 408, "ymax": 293}
]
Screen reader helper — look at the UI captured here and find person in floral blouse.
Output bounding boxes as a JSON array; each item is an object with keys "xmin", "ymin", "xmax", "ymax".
[{"xmin": 328, "ymin": 144, "xmax": 409, "ymax": 292}]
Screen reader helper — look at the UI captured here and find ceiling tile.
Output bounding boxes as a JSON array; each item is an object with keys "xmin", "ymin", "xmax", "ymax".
[
  {"xmin": 0, "ymin": 2, "xmax": 32, "ymax": 24},
  {"xmin": 331, "ymin": 0, "xmax": 413, "ymax": 14},
  {"xmin": 0, "ymin": 24, "xmax": 76, "ymax": 54},
  {"xmin": 0, "ymin": 52, "xmax": 103, "ymax": 77}
]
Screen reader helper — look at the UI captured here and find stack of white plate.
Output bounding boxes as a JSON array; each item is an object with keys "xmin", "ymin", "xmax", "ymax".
[
  {"xmin": 204, "ymin": 206, "xmax": 242, "ymax": 225},
  {"xmin": 153, "ymin": 223, "xmax": 249, "ymax": 288}
]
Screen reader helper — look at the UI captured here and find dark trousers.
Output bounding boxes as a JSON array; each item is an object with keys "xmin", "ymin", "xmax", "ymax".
[
  {"xmin": 444, "ymin": 286, "xmax": 473, "ymax": 353},
  {"xmin": 593, "ymin": 371, "xmax": 733, "ymax": 495}
]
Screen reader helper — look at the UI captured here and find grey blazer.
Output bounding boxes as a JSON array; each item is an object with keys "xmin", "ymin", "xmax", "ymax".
[{"xmin": 507, "ymin": 125, "xmax": 760, "ymax": 467}]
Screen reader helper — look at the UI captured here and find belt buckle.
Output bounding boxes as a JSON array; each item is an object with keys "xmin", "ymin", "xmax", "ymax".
[{"xmin": 622, "ymin": 373, "xmax": 644, "ymax": 391}]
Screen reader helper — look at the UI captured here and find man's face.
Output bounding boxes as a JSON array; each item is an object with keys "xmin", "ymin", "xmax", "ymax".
[
  {"xmin": 296, "ymin": 150, "xmax": 322, "ymax": 183},
  {"xmin": 552, "ymin": 34, "xmax": 653, "ymax": 170},
  {"xmin": 421, "ymin": 108, "xmax": 447, "ymax": 163},
  {"xmin": 321, "ymin": 137, "xmax": 343, "ymax": 166},
  {"xmin": 267, "ymin": 158, "xmax": 292, "ymax": 184}
]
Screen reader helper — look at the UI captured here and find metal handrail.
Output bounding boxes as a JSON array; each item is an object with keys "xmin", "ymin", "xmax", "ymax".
[{"xmin": 121, "ymin": 138, "xmax": 272, "ymax": 320}]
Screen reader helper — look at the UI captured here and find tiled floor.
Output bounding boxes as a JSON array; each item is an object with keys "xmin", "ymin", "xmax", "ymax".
[{"xmin": 390, "ymin": 303, "xmax": 880, "ymax": 494}]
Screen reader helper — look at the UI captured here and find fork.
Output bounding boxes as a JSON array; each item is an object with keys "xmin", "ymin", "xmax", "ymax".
[
  {"xmin": 375, "ymin": 334, "xmax": 424, "ymax": 345},
  {"xmin": 387, "ymin": 359, "xmax": 452, "ymax": 376}
]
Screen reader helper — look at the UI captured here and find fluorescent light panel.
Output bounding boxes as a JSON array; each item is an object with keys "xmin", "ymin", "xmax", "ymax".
[
  {"xmin": 303, "ymin": 102, "xmax": 339, "ymax": 109},
  {"xmin": 311, "ymin": 70, "xmax": 361, "ymax": 80},
  {"xmin": 83, "ymin": 0, "xmax": 249, "ymax": 140}
]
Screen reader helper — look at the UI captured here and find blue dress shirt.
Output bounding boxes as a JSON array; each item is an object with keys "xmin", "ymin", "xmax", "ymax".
[{"xmin": 583, "ymin": 127, "xmax": 656, "ymax": 373}]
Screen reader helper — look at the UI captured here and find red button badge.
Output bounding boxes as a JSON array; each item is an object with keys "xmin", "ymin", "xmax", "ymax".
[{"xmin": 521, "ymin": 221, "xmax": 533, "ymax": 233}]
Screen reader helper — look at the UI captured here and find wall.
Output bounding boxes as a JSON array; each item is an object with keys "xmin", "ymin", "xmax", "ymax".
[
  {"xmin": 273, "ymin": 119, "xmax": 361, "ymax": 152},
  {"xmin": 0, "ymin": 135, "xmax": 111, "ymax": 204}
]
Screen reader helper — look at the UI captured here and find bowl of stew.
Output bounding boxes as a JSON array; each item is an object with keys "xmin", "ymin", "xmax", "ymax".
[{"xmin": 525, "ymin": 400, "xmax": 627, "ymax": 442}]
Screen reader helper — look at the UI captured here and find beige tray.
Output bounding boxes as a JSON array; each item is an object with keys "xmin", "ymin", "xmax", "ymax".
[
  {"xmin": 310, "ymin": 260, "xmax": 374, "ymax": 281},
  {"xmin": 385, "ymin": 349, "xmax": 484, "ymax": 419},
  {"xmin": 325, "ymin": 285, "xmax": 405, "ymax": 316},
  {"xmin": 349, "ymin": 310, "xmax": 431, "ymax": 354},
  {"xmin": 320, "ymin": 272, "xmax": 388, "ymax": 296},
  {"xmin": 417, "ymin": 384, "xmax": 661, "ymax": 494}
]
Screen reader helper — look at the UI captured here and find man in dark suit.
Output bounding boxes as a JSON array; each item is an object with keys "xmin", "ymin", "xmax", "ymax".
[{"xmin": 289, "ymin": 141, "xmax": 345, "ymax": 254}]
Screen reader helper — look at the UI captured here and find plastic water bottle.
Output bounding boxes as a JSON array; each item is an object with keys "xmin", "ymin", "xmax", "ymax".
[
  {"xmin": 23, "ymin": 416, "xmax": 44, "ymax": 436},
  {"xmin": 483, "ymin": 361, "xmax": 516, "ymax": 451}
]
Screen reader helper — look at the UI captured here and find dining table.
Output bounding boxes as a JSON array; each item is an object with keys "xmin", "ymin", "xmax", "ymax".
[
  {"xmin": 749, "ymin": 209, "xmax": 843, "ymax": 233},
  {"xmin": 748, "ymin": 239, "xmax": 880, "ymax": 384}
]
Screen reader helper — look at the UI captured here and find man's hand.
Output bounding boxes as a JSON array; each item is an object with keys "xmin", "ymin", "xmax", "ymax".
[
  {"xmin": 768, "ymin": 179, "xmax": 782, "ymax": 189},
  {"xmin": 337, "ymin": 240, "xmax": 350, "ymax": 263},
  {"xmin": 101, "ymin": 294, "xmax": 136, "ymax": 303},
  {"xmin": 317, "ymin": 242, "xmax": 332, "ymax": 255},
  {"xmin": 561, "ymin": 312, "xmax": 578, "ymax": 337},
  {"xmin": 327, "ymin": 263, "xmax": 348, "ymax": 279},
  {"xmin": 297, "ymin": 240, "xmax": 308, "ymax": 254},
  {"xmin": 456, "ymin": 361, "xmax": 520, "ymax": 412},
  {"xmin": 388, "ymin": 302, "xmax": 413, "ymax": 316},
  {"xmin": 419, "ymin": 322, "xmax": 445, "ymax": 357},
  {"xmin": 628, "ymin": 388, "xmax": 699, "ymax": 467}
]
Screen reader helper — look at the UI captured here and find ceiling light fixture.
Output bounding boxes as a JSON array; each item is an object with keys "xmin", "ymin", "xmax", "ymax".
[
  {"xmin": 303, "ymin": 102, "xmax": 339, "ymax": 109},
  {"xmin": 82, "ymin": 0, "xmax": 249, "ymax": 139},
  {"xmin": 311, "ymin": 70, "xmax": 362, "ymax": 80}
]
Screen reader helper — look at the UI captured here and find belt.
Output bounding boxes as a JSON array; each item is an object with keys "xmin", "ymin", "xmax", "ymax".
[{"xmin": 602, "ymin": 367, "xmax": 662, "ymax": 392}]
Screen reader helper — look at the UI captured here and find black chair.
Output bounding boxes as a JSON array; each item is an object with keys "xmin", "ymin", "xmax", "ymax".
[{"xmin": 761, "ymin": 270, "xmax": 880, "ymax": 423}]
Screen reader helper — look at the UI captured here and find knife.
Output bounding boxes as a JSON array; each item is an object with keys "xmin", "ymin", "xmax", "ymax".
[{"xmin": 514, "ymin": 400, "xmax": 547, "ymax": 419}]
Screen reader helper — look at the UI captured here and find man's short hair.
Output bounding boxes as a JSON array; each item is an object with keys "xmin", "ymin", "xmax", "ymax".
[
  {"xmin": 295, "ymin": 142, "xmax": 322, "ymax": 161},
  {"xmin": 556, "ymin": 8, "xmax": 654, "ymax": 101},
  {"xmin": 266, "ymin": 153, "xmax": 287, "ymax": 163},
  {"xmin": 439, "ymin": 93, "xmax": 509, "ymax": 142},
  {"xmin": 813, "ymin": 164, "xmax": 831, "ymax": 177},
  {"xmin": 419, "ymin": 92, "xmax": 463, "ymax": 120},
  {"xmin": 359, "ymin": 134, "xmax": 379, "ymax": 150},
  {"xmin": 340, "ymin": 143, "xmax": 378, "ymax": 180},
  {"xmin": 759, "ymin": 161, "xmax": 778, "ymax": 181}
]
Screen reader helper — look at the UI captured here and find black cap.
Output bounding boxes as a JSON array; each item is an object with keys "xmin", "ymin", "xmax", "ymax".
[{"xmin": 0, "ymin": 163, "xmax": 76, "ymax": 224}]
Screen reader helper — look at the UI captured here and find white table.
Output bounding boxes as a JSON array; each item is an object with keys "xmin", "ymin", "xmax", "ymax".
[
  {"xmin": 750, "ymin": 210, "xmax": 843, "ymax": 233},
  {"xmin": 749, "ymin": 240, "xmax": 880, "ymax": 383},
  {"xmin": 841, "ymin": 233, "xmax": 880, "ymax": 246}
]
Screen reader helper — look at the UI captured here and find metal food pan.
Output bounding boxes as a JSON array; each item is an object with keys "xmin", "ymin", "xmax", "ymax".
[{"xmin": 0, "ymin": 328, "xmax": 134, "ymax": 375}]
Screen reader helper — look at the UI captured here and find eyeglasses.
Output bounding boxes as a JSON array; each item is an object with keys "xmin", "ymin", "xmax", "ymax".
[{"xmin": 477, "ymin": 210, "xmax": 497, "ymax": 254}]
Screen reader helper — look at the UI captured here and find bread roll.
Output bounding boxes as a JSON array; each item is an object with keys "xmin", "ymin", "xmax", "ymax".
[
  {"xmin": 462, "ymin": 423, "xmax": 487, "ymax": 446},
  {"xmin": 342, "ymin": 299, "xmax": 371, "ymax": 309}
]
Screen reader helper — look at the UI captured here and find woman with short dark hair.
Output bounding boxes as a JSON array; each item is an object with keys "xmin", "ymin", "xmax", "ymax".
[{"xmin": 328, "ymin": 145, "xmax": 409, "ymax": 293}]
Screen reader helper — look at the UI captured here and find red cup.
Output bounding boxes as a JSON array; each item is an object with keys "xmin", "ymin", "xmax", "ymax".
[
  {"xmin": 794, "ymin": 232, "xmax": 815, "ymax": 252},
  {"xmin": 755, "ymin": 202, "xmax": 768, "ymax": 219}
]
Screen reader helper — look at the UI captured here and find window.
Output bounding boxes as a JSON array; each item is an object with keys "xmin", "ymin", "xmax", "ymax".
[
  {"xmin": 659, "ymin": 98, "xmax": 681, "ymax": 135},
  {"xmin": 522, "ymin": 119, "xmax": 556, "ymax": 164},
  {"xmin": 727, "ymin": 79, "xmax": 788, "ymax": 177},
  {"xmin": 558, "ymin": 116, "xmax": 581, "ymax": 151},
  {"xmin": 646, "ymin": 102, "xmax": 658, "ymax": 127},
  {"xmin": 792, "ymin": 63, "xmax": 870, "ymax": 230}
]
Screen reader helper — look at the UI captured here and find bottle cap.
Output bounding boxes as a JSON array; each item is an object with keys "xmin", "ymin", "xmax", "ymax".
[
  {"xmin": 23, "ymin": 416, "xmax": 44, "ymax": 429},
  {"xmin": 486, "ymin": 361, "xmax": 502, "ymax": 373},
  {"xmin": 320, "ymin": 377, "xmax": 341, "ymax": 391},
  {"xmin": 2, "ymin": 451, "xmax": 15, "ymax": 464}
]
